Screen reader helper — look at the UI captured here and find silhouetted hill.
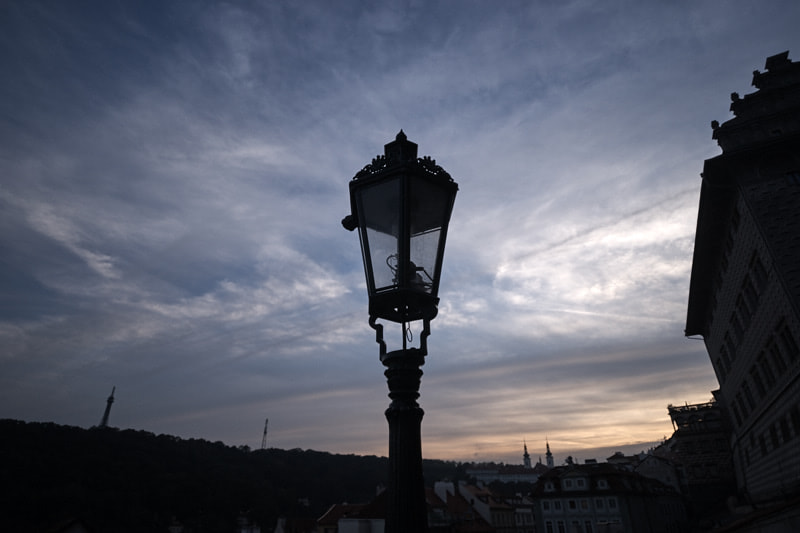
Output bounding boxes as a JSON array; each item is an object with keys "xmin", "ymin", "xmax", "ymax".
[{"xmin": 0, "ymin": 419, "xmax": 460, "ymax": 532}]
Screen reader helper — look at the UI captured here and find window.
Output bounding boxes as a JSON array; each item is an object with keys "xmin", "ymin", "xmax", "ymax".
[
  {"xmin": 720, "ymin": 243, "xmax": 730, "ymax": 273},
  {"xmin": 758, "ymin": 352, "xmax": 776, "ymax": 387},
  {"xmin": 546, "ymin": 521, "xmax": 554, "ymax": 533},
  {"xmin": 564, "ymin": 479, "xmax": 573, "ymax": 488},
  {"xmin": 715, "ymin": 357, "xmax": 728, "ymax": 382},
  {"xmin": 742, "ymin": 276, "xmax": 759, "ymax": 312},
  {"xmin": 742, "ymin": 381, "xmax": 756, "ymax": 410},
  {"xmin": 608, "ymin": 498, "xmax": 617, "ymax": 510},
  {"xmin": 557, "ymin": 521, "xmax": 566, "ymax": 533},
  {"xmin": 543, "ymin": 501, "xmax": 550, "ymax": 511},
  {"xmin": 595, "ymin": 499, "xmax": 604, "ymax": 509},
  {"xmin": 581, "ymin": 499, "xmax": 589, "ymax": 510},
  {"xmin": 778, "ymin": 323, "xmax": 799, "ymax": 362},
  {"xmin": 735, "ymin": 294, "xmax": 753, "ymax": 330},
  {"xmin": 736, "ymin": 392, "xmax": 750, "ymax": 418},
  {"xmin": 724, "ymin": 333, "xmax": 737, "ymax": 361},
  {"xmin": 585, "ymin": 521, "xmax": 594, "ymax": 533},
  {"xmin": 577, "ymin": 479, "xmax": 585, "ymax": 488},
  {"xmin": 554, "ymin": 501, "xmax": 562, "ymax": 511},
  {"xmin": 597, "ymin": 479, "xmax": 608, "ymax": 489},
  {"xmin": 750, "ymin": 252, "xmax": 768, "ymax": 289},
  {"xmin": 720, "ymin": 344, "xmax": 732, "ymax": 368},
  {"xmin": 569, "ymin": 500, "xmax": 577, "ymax": 510},
  {"xmin": 768, "ymin": 338, "xmax": 788, "ymax": 373},
  {"xmin": 750, "ymin": 366, "xmax": 766, "ymax": 397},
  {"xmin": 782, "ymin": 413, "xmax": 793, "ymax": 441},
  {"xmin": 731, "ymin": 311, "xmax": 744, "ymax": 341},
  {"xmin": 731, "ymin": 402, "xmax": 743, "ymax": 426}
]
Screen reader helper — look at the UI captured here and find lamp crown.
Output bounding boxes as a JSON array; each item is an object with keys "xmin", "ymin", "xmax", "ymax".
[{"xmin": 384, "ymin": 129, "xmax": 418, "ymax": 163}]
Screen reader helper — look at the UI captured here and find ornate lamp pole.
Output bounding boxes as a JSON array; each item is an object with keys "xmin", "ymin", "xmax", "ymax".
[{"xmin": 343, "ymin": 131, "xmax": 458, "ymax": 533}]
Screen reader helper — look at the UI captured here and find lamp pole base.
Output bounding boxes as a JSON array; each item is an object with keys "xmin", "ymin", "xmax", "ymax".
[{"xmin": 382, "ymin": 347, "xmax": 428, "ymax": 533}]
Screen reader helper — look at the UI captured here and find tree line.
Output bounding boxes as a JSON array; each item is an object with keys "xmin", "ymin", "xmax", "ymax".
[{"xmin": 1, "ymin": 419, "xmax": 462, "ymax": 532}]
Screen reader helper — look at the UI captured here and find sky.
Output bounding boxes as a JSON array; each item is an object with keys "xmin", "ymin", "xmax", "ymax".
[{"xmin": 2, "ymin": 0, "xmax": 799, "ymax": 465}]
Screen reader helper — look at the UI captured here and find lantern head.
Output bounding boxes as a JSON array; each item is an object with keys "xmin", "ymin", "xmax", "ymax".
[{"xmin": 343, "ymin": 131, "xmax": 458, "ymax": 323}]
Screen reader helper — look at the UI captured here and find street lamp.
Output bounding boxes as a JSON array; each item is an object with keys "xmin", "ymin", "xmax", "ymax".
[{"xmin": 343, "ymin": 131, "xmax": 457, "ymax": 533}]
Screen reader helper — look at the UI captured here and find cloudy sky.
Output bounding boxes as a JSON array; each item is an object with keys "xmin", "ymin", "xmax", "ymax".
[{"xmin": 2, "ymin": 1, "xmax": 799, "ymax": 464}]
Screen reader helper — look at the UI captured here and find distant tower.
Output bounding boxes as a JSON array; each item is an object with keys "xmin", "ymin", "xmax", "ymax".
[
  {"xmin": 545, "ymin": 439, "xmax": 554, "ymax": 469},
  {"xmin": 523, "ymin": 440, "xmax": 532, "ymax": 469},
  {"xmin": 261, "ymin": 418, "xmax": 269, "ymax": 450},
  {"xmin": 98, "ymin": 386, "xmax": 115, "ymax": 428}
]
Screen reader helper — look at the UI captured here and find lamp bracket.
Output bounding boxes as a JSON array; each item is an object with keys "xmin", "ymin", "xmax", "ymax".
[
  {"xmin": 419, "ymin": 318, "xmax": 431, "ymax": 356},
  {"xmin": 369, "ymin": 315, "xmax": 387, "ymax": 357},
  {"xmin": 369, "ymin": 315, "xmax": 431, "ymax": 360}
]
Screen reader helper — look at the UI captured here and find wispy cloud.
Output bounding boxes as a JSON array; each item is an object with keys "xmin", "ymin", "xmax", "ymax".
[{"xmin": 0, "ymin": 0, "xmax": 797, "ymax": 462}]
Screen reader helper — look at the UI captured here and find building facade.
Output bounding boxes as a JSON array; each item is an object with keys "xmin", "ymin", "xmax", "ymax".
[
  {"xmin": 685, "ymin": 51, "xmax": 800, "ymax": 509},
  {"xmin": 530, "ymin": 463, "xmax": 687, "ymax": 533},
  {"xmin": 457, "ymin": 482, "xmax": 517, "ymax": 533},
  {"xmin": 663, "ymin": 401, "xmax": 735, "ymax": 510}
]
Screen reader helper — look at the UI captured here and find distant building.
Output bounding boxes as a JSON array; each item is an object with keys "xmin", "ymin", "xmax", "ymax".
[
  {"xmin": 317, "ymin": 503, "xmax": 367, "ymax": 533},
  {"xmin": 432, "ymin": 481, "xmax": 494, "ymax": 532},
  {"xmin": 605, "ymin": 451, "xmax": 642, "ymax": 470},
  {"xmin": 529, "ymin": 463, "xmax": 687, "ymax": 533},
  {"xmin": 466, "ymin": 463, "xmax": 546, "ymax": 484},
  {"xmin": 332, "ymin": 491, "xmax": 387, "ymax": 533},
  {"xmin": 324, "ymin": 484, "xmax": 498, "ymax": 533},
  {"xmin": 685, "ymin": 50, "xmax": 800, "ymax": 521},
  {"xmin": 662, "ymin": 401, "xmax": 735, "ymax": 511},
  {"xmin": 457, "ymin": 482, "xmax": 516, "ymax": 533},
  {"xmin": 273, "ymin": 516, "xmax": 317, "ymax": 533},
  {"xmin": 507, "ymin": 494, "xmax": 537, "ymax": 533},
  {"xmin": 634, "ymin": 454, "xmax": 682, "ymax": 496},
  {"xmin": 601, "ymin": 450, "xmax": 682, "ymax": 495},
  {"xmin": 466, "ymin": 441, "xmax": 551, "ymax": 484}
]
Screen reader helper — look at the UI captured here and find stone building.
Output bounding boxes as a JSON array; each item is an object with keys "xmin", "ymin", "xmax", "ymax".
[{"xmin": 685, "ymin": 51, "xmax": 800, "ymax": 524}]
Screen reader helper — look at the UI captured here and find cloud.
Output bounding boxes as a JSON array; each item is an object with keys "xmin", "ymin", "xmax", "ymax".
[{"xmin": 1, "ymin": 0, "xmax": 798, "ymax": 462}]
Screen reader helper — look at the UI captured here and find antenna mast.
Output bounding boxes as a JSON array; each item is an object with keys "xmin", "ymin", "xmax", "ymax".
[
  {"xmin": 99, "ymin": 386, "xmax": 115, "ymax": 428},
  {"xmin": 261, "ymin": 418, "xmax": 269, "ymax": 450}
]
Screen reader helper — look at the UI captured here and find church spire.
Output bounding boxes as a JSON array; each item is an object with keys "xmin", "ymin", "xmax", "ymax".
[
  {"xmin": 545, "ymin": 438, "xmax": 554, "ymax": 469},
  {"xmin": 523, "ymin": 439, "xmax": 532, "ymax": 469}
]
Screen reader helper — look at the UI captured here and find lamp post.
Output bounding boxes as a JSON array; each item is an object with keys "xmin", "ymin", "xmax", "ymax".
[{"xmin": 343, "ymin": 131, "xmax": 457, "ymax": 533}]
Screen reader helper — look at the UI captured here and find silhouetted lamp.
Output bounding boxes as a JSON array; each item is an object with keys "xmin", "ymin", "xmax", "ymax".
[
  {"xmin": 343, "ymin": 130, "xmax": 457, "ymax": 327},
  {"xmin": 342, "ymin": 131, "xmax": 457, "ymax": 533}
]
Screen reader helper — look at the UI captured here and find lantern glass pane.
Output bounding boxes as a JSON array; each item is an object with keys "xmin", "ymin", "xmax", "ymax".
[
  {"xmin": 409, "ymin": 228, "xmax": 440, "ymax": 294},
  {"xmin": 358, "ymin": 178, "xmax": 401, "ymax": 292},
  {"xmin": 409, "ymin": 178, "xmax": 451, "ymax": 295}
]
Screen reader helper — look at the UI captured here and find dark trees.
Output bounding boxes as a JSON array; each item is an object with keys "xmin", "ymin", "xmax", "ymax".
[{"xmin": 0, "ymin": 420, "xmax": 459, "ymax": 532}]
